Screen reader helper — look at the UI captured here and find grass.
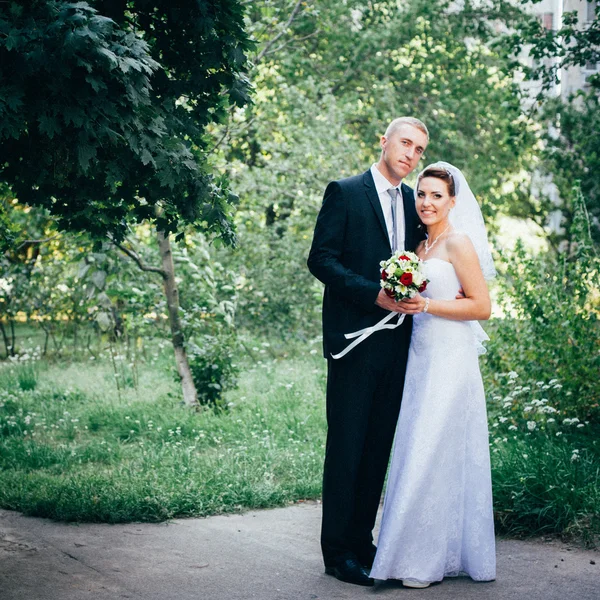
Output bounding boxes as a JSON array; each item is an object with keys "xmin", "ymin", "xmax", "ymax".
[
  {"xmin": 491, "ymin": 432, "xmax": 600, "ymax": 545},
  {"xmin": 0, "ymin": 338, "xmax": 598, "ymax": 547},
  {"xmin": 486, "ymin": 372, "xmax": 600, "ymax": 546},
  {"xmin": 0, "ymin": 341, "xmax": 327, "ymax": 522}
]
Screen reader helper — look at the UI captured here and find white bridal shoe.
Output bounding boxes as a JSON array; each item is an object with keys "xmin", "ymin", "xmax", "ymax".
[{"xmin": 402, "ymin": 579, "xmax": 431, "ymax": 589}]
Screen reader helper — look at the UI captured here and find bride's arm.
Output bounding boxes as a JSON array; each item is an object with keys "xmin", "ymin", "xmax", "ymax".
[{"xmin": 399, "ymin": 233, "xmax": 491, "ymax": 320}]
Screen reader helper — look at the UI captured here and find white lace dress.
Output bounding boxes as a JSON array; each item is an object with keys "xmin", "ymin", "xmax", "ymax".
[{"xmin": 370, "ymin": 258, "xmax": 496, "ymax": 583}]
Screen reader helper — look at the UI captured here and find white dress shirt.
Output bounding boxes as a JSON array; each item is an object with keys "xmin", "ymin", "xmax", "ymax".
[{"xmin": 370, "ymin": 164, "xmax": 405, "ymax": 251}]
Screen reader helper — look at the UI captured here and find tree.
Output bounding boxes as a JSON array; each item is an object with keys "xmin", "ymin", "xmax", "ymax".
[
  {"xmin": 501, "ymin": 0, "xmax": 600, "ymax": 241},
  {"xmin": 506, "ymin": 0, "xmax": 600, "ymax": 97},
  {"xmin": 539, "ymin": 94, "xmax": 600, "ymax": 245},
  {"xmin": 0, "ymin": 1, "xmax": 253, "ymax": 405},
  {"xmin": 503, "ymin": 1, "xmax": 600, "ymax": 243},
  {"xmin": 0, "ymin": 0, "xmax": 251, "ymax": 241},
  {"xmin": 232, "ymin": 0, "xmax": 536, "ymax": 212},
  {"xmin": 208, "ymin": 0, "xmax": 540, "ymax": 335}
]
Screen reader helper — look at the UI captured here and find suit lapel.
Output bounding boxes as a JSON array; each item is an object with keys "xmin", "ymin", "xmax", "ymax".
[{"xmin": 363, "ymin": 170, "xmax": 391, "ymax": 251}]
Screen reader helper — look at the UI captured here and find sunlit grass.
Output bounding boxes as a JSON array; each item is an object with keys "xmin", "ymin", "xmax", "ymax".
[
  {"xmin": 0, "ymin": 340, "xmax": 598, "ymax": 547},
  {"xmin": 0, "ymin": 345, "xmax": 327, "ymax": 522}
]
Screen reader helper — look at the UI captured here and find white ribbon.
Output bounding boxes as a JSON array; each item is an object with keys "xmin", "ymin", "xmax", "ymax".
[{"xmin": 330, "ymin": 311, "xmax": 406, "ymax": 360}]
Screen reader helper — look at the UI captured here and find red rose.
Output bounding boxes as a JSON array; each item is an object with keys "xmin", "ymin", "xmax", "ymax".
[
  {"xmin": 418, "ymin": 281, "xmax": 428, "ymax": 293},
  {"xmin": 400, "ymin": 272, "xmax": 413, "ymax": 286},
  {"xmin": 399, "ymin": 255, "xmax": 411, "ymax": 261},
  {"xmin": 384, "ymin": 288, "xmax": 395, "ymax": 298},
  {"xmin": 381, "ymin": 270, "xmax": 388, "ymax": 281}
]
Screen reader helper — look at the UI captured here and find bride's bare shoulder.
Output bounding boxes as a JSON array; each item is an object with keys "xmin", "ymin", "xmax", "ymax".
[
  {"xmin": 446, "ymin": 231, "xmax": 477, "ymax": 261},
  {"xmin": 446, "ymin": 231, "xmax": 474, "ymax": 250}
]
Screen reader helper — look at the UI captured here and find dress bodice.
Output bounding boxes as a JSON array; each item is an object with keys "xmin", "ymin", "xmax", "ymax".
[
  {"xmin": 413, "ymin": 257, "xmax": 489, "ymax": 355},
  {"xmin": 421, "ymin": 258, "xmax": 461, "ymax": 300}
]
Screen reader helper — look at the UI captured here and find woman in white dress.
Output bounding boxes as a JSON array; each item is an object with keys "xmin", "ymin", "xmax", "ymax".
[{"xmin": 369, "ymin": 162, "xmax": 497, "ymax": 588}]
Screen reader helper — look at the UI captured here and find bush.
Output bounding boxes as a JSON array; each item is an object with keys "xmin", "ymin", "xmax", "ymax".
[
  {"xmin": 481, "ymin": 186, "xmax": 600, "ymax": 544},
  {"xmin": 487, "ymin": 373, "xmax": 599, "ymax": 544},
  {"xmin": 483, "ymin": 186, "xmax": 599, "ymax": 423},
  {"xmin": 186, "ymin": 334, "xmax": 239, "ymax": 409}
]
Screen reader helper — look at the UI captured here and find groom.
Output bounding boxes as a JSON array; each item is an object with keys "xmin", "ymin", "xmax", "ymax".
[{"xmin": 307, "ymin": 117, "xmax": 429, "ymax": 586}]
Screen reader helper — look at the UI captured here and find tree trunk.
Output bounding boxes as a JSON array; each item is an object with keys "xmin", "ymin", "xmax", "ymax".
[
  {"xmin": 157, "ymin": 230, "xmax": 198, "ymax": 407},
  {"xmin": 0, "ymin": 321, "xmax": 9, "ymax": 358},
  {"xmin": 9, "ymin": 320, "xmax": 16, "ymax": 355}
]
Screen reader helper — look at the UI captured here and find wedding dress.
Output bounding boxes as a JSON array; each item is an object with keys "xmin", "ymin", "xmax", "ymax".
[{"xmin": 370, "ymin": 257, "xmax": 496, "ymax": 584}]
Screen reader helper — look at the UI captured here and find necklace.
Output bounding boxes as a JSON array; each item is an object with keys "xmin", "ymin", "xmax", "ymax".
[{"xmin": 424, "ymin": 225, "xmax": 450, "ymax": 254}]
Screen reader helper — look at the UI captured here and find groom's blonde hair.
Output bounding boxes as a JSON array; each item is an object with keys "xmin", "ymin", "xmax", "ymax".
[{"xmin": 384, "ymin": 117, "xmax": 429, "ymax": 141}]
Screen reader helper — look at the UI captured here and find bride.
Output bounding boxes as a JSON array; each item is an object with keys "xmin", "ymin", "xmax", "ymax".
[{"xmin": 369, "ymin": 162, "xmax": 497, "ymax": 587}]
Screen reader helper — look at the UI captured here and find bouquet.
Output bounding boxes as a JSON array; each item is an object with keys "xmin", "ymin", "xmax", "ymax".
[
  {"xmin": 331, "ymin": 250, "xmax": 428, "ymax": 359},
  {"xmin": 380, "ymin": 250, "xmax": 428, "ymax": 301}
]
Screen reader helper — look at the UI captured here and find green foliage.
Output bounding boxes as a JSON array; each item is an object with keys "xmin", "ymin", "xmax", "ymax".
[
  {"xmin": 232, "ymin": 0, "xmax": 537, "ymax": 215},
  {"xmin": 171, "ymin": 236, "xmax": 240, "ymax": 405},
  {"xmin": 538, "ymin": 94, "xmax": 600, "ymax": 244},
  {"xmin": 208, "ymin": 0, "xmax": 541, "ymax": 336},
  {"xmin": 0, "ymin": 0, "xmax": 252, "ymax": 243},
  {"xmin": 0, "ymin": 352, "xmax": 41, "ymax": 392},
  {"xmin": 483, "ymin": 186, "xmax": 599, "ymax": 422},
  {"xmin": 486, "ymin": 371, "xmax": 599, "ymax": 543},
  {"xmin": 231, "ymin": 225, "xmax": 323, "ymax": 338},
  {"xmin": 0, "ymin": 194, "xmax": 19, "ymax": 253},
  {"xmin": 506, "ymin": 0, "xmax": 600, "ymax": 95},
  {"xmin": 187, "ymin": 334, "xmax": 239, "ymax": 409},
  {"xmin": 501, "ymin": 2, "xmax": 600, "ymax": 242},
  {"xmin": 491, "ymin": 426, "xmax": 600, "ymax": 543},
  {"xmin": 217, "ymin": 81, "xmax": 354, "ymax": 336}
]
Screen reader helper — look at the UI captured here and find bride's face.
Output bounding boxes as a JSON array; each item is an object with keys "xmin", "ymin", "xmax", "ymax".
[{"xmin": 416, "ymin": 177, "xmax": 455, "ymax": 226}]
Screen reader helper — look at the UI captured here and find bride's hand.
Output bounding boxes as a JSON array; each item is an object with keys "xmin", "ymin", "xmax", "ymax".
[{"xmin": 396, "ymin": 293, "xmax": 427, "ymax": 314}]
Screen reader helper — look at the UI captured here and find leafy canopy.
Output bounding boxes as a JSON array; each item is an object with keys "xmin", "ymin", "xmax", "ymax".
[{"xmin": 0, "ymin": 1, "xmax": 253, "ymax": 244}]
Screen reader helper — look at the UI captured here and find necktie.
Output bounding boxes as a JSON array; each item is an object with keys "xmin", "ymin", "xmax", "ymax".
[{"xmin": 387, "ymin": 187, "xmax": 400, "ymax": 252}]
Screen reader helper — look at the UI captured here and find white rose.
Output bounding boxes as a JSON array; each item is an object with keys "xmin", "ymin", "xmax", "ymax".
[{"xmin": 412, "ymin": 273, "xmax": 424, "ymax": 286}]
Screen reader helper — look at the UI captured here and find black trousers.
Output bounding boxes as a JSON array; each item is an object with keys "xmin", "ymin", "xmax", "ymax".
[{"xmin": 320, "ymin": 322, "xmax": 412, "ymax": 566}]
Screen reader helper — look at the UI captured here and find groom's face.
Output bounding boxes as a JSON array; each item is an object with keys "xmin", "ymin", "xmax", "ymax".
[{"xmin": 381, "ymin": 125, "xmax": 428, "ymax": 181}]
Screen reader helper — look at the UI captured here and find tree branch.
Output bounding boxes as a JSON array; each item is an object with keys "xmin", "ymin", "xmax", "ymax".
[
  {"xmin": 16, "ymin": 234, "xmax": 61, "ymax": 251},
  {"xmin": 255, "ymin": 0, "xmax": 303, "ymax": 65},
  {"xmin": 110, "ymin": 236, "xmax": 166, "ymax": 278}
]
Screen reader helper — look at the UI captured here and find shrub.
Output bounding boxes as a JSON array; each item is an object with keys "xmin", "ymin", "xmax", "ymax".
[
  {"xmin": 186, "ymin": 334, "xmax": 239, "ymax": 410},
  {"xmin": 483, "ymin": 185, "xmax": 599, "ymax": 423},
  {"xmin": 487, "ymin": 372, "xmax": 599, "ymax": 544}
]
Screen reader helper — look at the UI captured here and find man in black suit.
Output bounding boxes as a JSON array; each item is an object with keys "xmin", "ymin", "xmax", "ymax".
[{"xmin": 307, "ymin": 117, "xmax": 429, "ymax": 586}]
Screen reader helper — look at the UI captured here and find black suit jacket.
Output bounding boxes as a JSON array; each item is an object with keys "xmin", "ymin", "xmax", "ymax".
[{"xmin": 307, "ymin": 169, "xmax": 425, "ymax": 358}]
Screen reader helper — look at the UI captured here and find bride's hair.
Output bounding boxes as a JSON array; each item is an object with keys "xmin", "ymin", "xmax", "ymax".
[{"xmin": 418, "ymin": 167, "xmax": 456, "ymax": 197}]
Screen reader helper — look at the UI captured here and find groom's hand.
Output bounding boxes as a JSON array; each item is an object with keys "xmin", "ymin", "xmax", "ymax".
[
  {"xmin": 376, "ymin": 290, "xmax": 423, "ymax": 313},
  {"xmin": 375, "ymin": 289, "xmax": 406, "ymax": 312}
]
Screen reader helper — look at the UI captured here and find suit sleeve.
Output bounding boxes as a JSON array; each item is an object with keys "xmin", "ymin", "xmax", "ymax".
[{"xmin": 307, "ymin": 181, "xmax": 381, "ymax": 311}]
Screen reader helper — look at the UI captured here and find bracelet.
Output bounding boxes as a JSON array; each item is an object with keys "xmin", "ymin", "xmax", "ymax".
[{"xmin": 423, "ymin": 298, "xmax": 430, "ymax": 313}]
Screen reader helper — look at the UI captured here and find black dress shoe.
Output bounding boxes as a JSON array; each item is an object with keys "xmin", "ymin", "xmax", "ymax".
[
  {"xmin": 356, "ymin": 546, "xmax": 377, "ymax": 569},
  {"xmin": 325, "ymin": 556, "xmax": 374, "ymax": 587}
]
